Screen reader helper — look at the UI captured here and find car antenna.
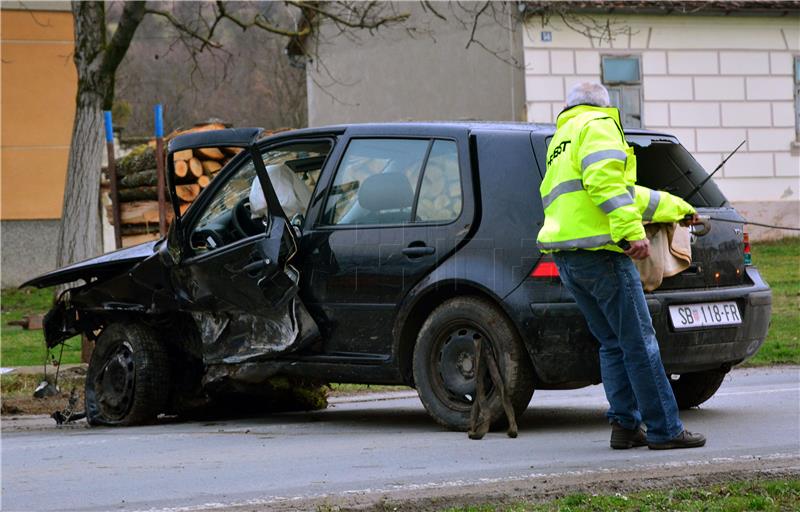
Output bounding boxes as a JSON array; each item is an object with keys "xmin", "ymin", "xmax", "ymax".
[{"xmin": 684, "ymin": 140, "xmax": 745, "ymax": 202}]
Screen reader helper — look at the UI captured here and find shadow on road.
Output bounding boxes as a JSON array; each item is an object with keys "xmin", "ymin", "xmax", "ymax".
[{"xmin": 10, "ymin": 393, "xmax": 732, "ymax": 436}]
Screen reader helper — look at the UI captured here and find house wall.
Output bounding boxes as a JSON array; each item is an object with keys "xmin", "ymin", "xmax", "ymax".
[
  {"xmin": 1, "ymin": 4, "xmax": 75, "ymax": 286},
  {"xmin": 307, "ymin": 3, "xmax": 526, "ymax": 126},
  {"xmin": 522, "ymin": 14, "xmax": 799, "ymax": 240}
]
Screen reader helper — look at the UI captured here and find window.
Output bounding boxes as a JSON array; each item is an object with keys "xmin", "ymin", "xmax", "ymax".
[
  {"xmin": 601, "ymin": 55, "xmax": 642, "ymax": 128},
  {"xmin": 322, "ymin": 138, "xmax": 462, "ymax": 226},
  {"xmin": 191, "ymin": 141, "xmax": 330, "ymax": 250},
  {"xmin": 602, "ymin": 55, "xmax": 641, "ymax": 83},
  {"xmin": 627, "ymin": 135, "xmax": 727, "ymax": 208},
  {"xmin": 416, "ymin": 140, "xmax": 462, "ymax": 222}
]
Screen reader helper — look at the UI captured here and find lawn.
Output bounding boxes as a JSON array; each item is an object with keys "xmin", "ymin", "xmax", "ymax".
[
  {"xmin": 1, "ymin": 238, "xmax": 797, "ymax": 368},
  {"xmin": 443, "ymin": 479, "xmax": 800, "ymax": 512},
  {"xmin": 747, "ymin": 237, "xmax": 800, "ymax": 365},
  {"xmin": 1, "ymin": 287, "xmax": 81, "ymax": 367}
]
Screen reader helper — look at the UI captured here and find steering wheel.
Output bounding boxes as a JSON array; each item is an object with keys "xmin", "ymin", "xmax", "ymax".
[{"xmin": 231, "ymin": 196, "xmax": 267, "ymax": 238}]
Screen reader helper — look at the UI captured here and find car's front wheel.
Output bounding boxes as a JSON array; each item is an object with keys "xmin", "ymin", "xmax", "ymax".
[
  {"xmin": 669, "ymin": 369, "xmax": 727, "ymax": 409},
  {"xmin": 412, "ymin": 296, "xmax": 535, "ymax": 431},
  {"xmin": 85, "ymin": 322, "xmax": 169, "ymax": 426}
]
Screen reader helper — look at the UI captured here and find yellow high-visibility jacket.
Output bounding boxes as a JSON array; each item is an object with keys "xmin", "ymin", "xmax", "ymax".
[{"xmin": 537, "ymin": 104, "xmax": 695, "ymax": 253}]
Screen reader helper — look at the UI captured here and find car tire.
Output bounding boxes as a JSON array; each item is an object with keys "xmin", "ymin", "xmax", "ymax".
[
  {"xmin": 669, "ymin": 370, "xmax": 727, "ymax": 409},
  {"xmin": 412, "ymin": 296, "xmax": 535, "ymax": 431},
  {"xmin": 85, "ymin": 322, "xmax": 169, "ymax": 426}
]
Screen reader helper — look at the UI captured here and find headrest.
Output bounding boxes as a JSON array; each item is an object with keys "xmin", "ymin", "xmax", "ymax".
[{"xmin": 357, "ymin": 173, "xmax": 414, "ymax": 212}]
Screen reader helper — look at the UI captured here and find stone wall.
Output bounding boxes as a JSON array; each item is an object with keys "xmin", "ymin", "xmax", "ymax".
[{"xmin": 1, "ymin": 220, "xmax": 60, "ymax": 287}]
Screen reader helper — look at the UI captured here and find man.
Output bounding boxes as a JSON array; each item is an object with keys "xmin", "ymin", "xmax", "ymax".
[{"xmin": 537, "ymin": 82, "xmax": 706, "ymax": 450}]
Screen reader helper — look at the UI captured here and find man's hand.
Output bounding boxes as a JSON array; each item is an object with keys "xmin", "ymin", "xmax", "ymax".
[
  {"xmin": 624, "ymin": 238, "xmax": 650, "ymax": 260},
  {"xmin": 680, "ymin": 213, "xmax": 701, "ymax": 227}
]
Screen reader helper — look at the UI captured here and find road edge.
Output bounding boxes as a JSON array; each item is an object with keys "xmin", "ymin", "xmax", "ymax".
[{"xmin": 144, "ymin": 453, "xmax": 800, "ymax": 512}]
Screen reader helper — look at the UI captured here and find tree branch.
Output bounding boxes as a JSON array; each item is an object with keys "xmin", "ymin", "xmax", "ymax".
[
  {"xmin": 215, "ymin": 1, "xmax": 313, "ymax": 38},
  {"xmin": 144, "ymin": 6, "xmax": 224, "ymax": 50},
  {"xmin": 465, "ymin": 1, "xmax": 490, "ymax": 50},
  {"xmin": 285, "ymin": 1, "xmax": 410, "ymax": 32},
  {"xmin": 421, "ymin": 1, "xmax": 448, "ymax": 21},
  {"xmin": 101, "ymin": 1, "xmax": 146, "ymax": 77}
]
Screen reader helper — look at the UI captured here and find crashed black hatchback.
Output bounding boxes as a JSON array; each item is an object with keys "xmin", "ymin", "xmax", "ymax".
[{"xmin": 24, "ymin": 123, "xmax": 772, "ymax": 429}]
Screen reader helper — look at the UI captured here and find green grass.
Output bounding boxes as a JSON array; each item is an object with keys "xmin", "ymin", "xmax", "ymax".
[
  {"xmin": 442, "ymin": 479, "xmax": 800, "ymax": 512},
  {"xmin": 747, "ymin": 238, "xmax": 800, "ymax": 365},
  {"xmin": 1, "ymin": 288, "xmax": 81, "ymax": 367}
]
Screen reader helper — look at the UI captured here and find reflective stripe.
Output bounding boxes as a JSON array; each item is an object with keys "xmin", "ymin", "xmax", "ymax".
[
  {"xmin": 541, "ymin": 179, "xmax": 584, "ymax": 209},
  {"xmin": 537, "ymin": 233, "xmax": 613, "ymax": 250},
  {"xmin": 627, "ymin": 186, "xmax": 635, "ymax": 198},
  {"xmin": 598, "ymin": 192, "xmax": 634, "ymax": 214},
  {"xmin": 643, "ymin": 189, "xmax": 661, "ymax": 221},
  {"xmin": 581, "ymin": 149, "xmax": 627, "ymax": 172}
]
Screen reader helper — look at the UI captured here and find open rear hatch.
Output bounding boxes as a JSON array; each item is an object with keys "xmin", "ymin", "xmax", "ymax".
[{"xmin": 630, "ymin": 135, "xmax": 747, "ymax": 291}]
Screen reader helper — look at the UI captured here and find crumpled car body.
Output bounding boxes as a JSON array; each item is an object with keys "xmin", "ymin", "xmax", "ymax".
[{"xmin": 24, "ymin": 123, "xmax": 771, "ymax": 429}]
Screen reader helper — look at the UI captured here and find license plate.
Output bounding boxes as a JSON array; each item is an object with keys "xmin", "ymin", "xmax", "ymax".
[{"xmin": 669, "ymin": 301, "xmax": 742, "ymax": 329}]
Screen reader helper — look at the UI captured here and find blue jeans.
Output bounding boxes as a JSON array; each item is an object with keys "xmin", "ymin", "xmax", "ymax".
[{"xmin": 552, "ymin": 249, "xmax": 684, "ymax": 443}]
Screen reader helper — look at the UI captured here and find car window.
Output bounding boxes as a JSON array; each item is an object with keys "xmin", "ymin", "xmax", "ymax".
[
  {"xmin": 192, "ymin": 159, "xmax": 256, "ymax": 246},
  {"xmin": 322, "ymin": 139, "xmax": 429, "ymax": 226},
  {"xmin": 191, "ymin": 141, "xmax": 331, "ymax": 251},
  {"xmin": 415, "ymin": 140, "xmax": 462, "ymax": 222}
]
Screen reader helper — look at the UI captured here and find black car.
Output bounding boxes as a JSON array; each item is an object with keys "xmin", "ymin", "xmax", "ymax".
[{"xmin": 24, "ymin": 123, "xmax": 772, "ymax": 429}]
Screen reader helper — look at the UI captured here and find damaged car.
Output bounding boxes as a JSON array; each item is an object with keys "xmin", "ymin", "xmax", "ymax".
[{"xmin": 24, "ymin": 123, "xmax": 771, "ymax": 429}]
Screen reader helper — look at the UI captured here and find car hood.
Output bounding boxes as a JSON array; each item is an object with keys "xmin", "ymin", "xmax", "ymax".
[{"xmin": 21, "ymin": 240, "xmax": 160, "ymax": 289}]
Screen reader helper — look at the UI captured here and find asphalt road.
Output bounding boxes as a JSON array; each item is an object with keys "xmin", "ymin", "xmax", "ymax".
[{"xmin": 3, "ymin": 366, "xmax": 799, "ymax": 512}]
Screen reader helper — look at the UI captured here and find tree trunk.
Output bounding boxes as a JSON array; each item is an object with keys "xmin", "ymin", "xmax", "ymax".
[
  {"xmin": 56, "ymin": 92, "xmax": 105, "ymax": 266},
  {"xmin": 56, "ymin": 1, "xmax": 145, "ymax": 268},
  {"xmin": 56, "ymin": 3, "xmax": 108, "ymax": 268}
]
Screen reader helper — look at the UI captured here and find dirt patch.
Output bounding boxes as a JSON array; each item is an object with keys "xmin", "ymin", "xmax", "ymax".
[
  {"xmin": 1, "ymin": 367, "xmax": 85, "ymax": 417},
  {"xmin": 224, "ymin": 455, "xmax": 800, "ymax": 511}
]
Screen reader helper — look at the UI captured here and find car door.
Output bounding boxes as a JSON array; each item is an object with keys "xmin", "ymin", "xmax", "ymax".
[
  {"xmin": 298, "ymin": 125, "xmax": 475, "ymax": 358},
  {"xmin": 168, "ymin": 134, "xmax": 333, "ymax": 362}
]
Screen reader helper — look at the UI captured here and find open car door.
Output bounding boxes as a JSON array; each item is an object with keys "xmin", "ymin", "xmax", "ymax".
[{"xmin": 165, "ymin": 128, "xmax": 319, "ymax": 364}]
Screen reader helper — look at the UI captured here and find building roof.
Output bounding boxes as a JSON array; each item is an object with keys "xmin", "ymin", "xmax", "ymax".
[{"xmin": 521, "ymin": 1, "xmax": 800, "ymax": 17}]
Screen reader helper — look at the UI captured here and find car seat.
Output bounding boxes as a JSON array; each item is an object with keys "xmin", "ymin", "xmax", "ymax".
[{"xmin": 349, "ymin": 172, "xmax": 414, "ymax": 225}]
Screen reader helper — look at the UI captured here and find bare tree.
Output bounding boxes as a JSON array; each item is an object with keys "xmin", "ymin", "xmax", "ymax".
[
  {"xmin": 520, "ymin": 2, "xmax": 634, "ymax": 47},
  {"xmin": 58, "ymin": 1, "xmax": 411, "ymax": 268},
  {"xmin": 116, "ymin": 6, "xmax": 308, "ymax": 137}
]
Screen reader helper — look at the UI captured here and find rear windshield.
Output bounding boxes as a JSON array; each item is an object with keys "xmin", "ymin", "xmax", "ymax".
[{"xmin": 627, "ymin": 135, "xmax": 728, "ymax": 208}]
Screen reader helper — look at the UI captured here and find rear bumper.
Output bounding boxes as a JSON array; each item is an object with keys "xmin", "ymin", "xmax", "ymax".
[{"xmin": 506, "ymin": 267, "xmax": 771, "ymax": 388}]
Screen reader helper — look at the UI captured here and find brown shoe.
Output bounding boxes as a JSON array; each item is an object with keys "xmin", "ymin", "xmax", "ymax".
[
  {"xmin": 610, "ymin": 421, "xmax": 647, "ymax": 449},
  {"xmin": 648, "ymin": 430, "xmax": 706, "ymax": 450}
]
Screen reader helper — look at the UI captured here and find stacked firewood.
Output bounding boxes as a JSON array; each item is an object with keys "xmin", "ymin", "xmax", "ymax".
[{"xmin": 105, "ymin": 122, "xmax": 240, "ymax": 247}]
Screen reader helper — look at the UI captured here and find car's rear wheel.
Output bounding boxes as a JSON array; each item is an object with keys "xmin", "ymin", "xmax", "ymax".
[
  {"xmin": 412, "ymin": 296, "xmax": 535, "ymax": 431},
  {"xmin": 85, "ymin": 322, "xmax": 169, "ymax": 426},
  {"xmin": 669, "ymin": 369, "xmax": 727, "ymax": 409}
]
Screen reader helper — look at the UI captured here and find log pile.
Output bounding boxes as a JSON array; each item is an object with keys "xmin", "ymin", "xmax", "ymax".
[{"xmin": 104, "ymin": 122, "xmax": 241, "ymax": 247}]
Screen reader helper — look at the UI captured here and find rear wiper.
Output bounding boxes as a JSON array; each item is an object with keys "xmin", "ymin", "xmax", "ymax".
[{"xmin": 684, "ymin": 140, "xmax": 746, "ymax": 202}]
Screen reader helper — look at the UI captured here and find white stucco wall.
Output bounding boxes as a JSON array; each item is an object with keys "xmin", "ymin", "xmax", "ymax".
[{"xmin": 522, "ymin": 14, "xmax": 799, "ymax": 239}]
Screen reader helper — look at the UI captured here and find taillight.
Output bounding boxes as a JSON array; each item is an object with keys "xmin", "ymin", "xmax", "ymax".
[
  {"xmin": 743, "ymin": 231, "xmax": 752, "ymax": 265},
  {"xmin": 530, "ymin": 257, "xmax": 560, "ymax": 278}
]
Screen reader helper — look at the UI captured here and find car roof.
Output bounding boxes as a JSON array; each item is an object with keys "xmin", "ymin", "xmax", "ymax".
[{"xmin": 262, "ymin": 121, "xmax": 678, "ymax": 142}]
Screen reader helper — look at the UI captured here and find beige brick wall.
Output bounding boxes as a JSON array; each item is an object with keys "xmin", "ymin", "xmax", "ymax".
[{"xmin": 523, "ymin": 14, "xmax": 799, "ymax": 238}]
